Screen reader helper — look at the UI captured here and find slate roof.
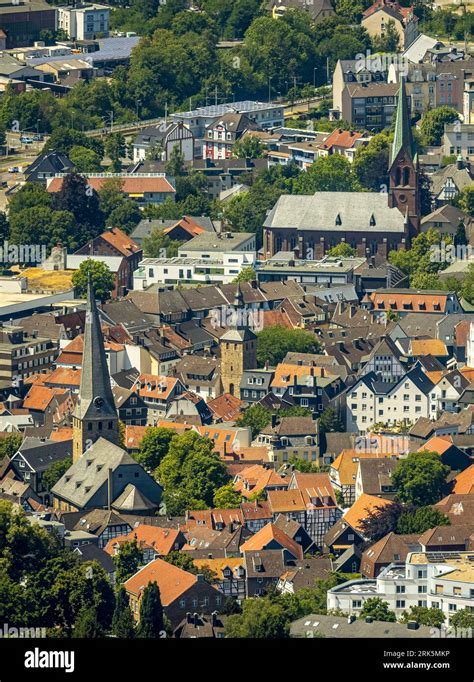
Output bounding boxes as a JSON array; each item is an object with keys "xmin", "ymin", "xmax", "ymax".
[
  {"xmin": 14, "ymin": 437, "xmax": 72, "ymax": 472},
  {"xmin": 264, "ymin": 192, "xmax": 406, "ymax": 232},
  {"xmin": 74, "ymin": 543, "xmax": 116, "ymax": 575},
  {"xmin": 51, "ymin": 438, "xmax": 158, "ymax": 508}
]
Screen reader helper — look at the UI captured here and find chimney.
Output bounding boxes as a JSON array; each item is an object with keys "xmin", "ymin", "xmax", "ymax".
[
  {"xmin": 211, "ymin": 611, "xmax": 218, "ymax": 626},
  {"xmin": 271, "ymin": 414, "xmax": 277, "ymax": 428},
  {"xmin": 457, "ymin": 155, "xmax": 464, "ymax": 170},
  {"xmin": 107, "ymin": 467, "xmax": 113, "ymax": 510},
  {"xmin": 196, "ymin": 573, "xmax": 205, "ymax": 583},
  {"xmin": 186, "ymin": 612, "xmax": 192, "ymax": 623},
  {"xmin": 193, "ymin": 612, "xmax": 199, "ymax": 625}
]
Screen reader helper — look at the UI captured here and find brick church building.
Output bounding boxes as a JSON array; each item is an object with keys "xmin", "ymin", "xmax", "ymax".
[{"xmin": 263, "ymin": 79, "xmax": 420, "ymax": 264}]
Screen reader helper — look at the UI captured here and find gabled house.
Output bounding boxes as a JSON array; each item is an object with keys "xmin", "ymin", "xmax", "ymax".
[
  {"xmin": 193, "ymin": 557, "xmax": 246, "ymax": 600},
  {"xmin": 124, "ymin": 558, "xmax": 223, "ymax": 626},
  {"xmin": 287, "ymin": 471, "xmax": 342, "ymax": 546},
  {"xmin": 360, "ymin": 532, "xmax": 421, "ymax": 578},
  {"xmin": 243, "ymin": 549, "xmax": 287, "ymax": 597},
  {"xmin": 355, "ymin": 458, "xmax": 399, "ymax": 500},
  {"xmin": 254, "ymin": 415, "xmax": 319, "ymax": 465},
  {"xmin": 7, "ymin": 437, "xmax": 72, "ymax": 504}
]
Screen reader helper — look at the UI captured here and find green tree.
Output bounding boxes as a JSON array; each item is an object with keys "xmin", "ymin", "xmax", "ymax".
[
  {"xmin": 327, "ymin": 243, "xmax": 356, "ymax": 258},
  {"xmin": 237, "ymin": 404, "xmax": 272, "ymax": 439},
  {"xmin": 165, "ymin": 144, "xmax": 186, "ymax": 177},
  {"xmin": 396, "ymin": 506, "xmax": 450, "ymax": 534},
  {"xmin": 225, "ymin": 598, "xmax": 290, "ymax": 638},
  {"xmin": 353, "ymin": 132, "xmax": 390, "ymax": 191},
  {"xmin": 105, "ymin": 133, "xmax": 126, "ymax": 173},
  {"xmin": 73, "ymin": 606, "xmax": 105, "ymax": 638},
  {"xmin": 420, "ymin": 106, "xmax": 460, "ymax": 146},
  {"xmin": 0, "ymin": 433, "xmax": 22, "ymax": 463},
  {"xmin": 456, "ymin": 186, "xmax": 474, "ymax": 216},
  {"xmin": 44, "ymin": 127, "xmax": 104, "ymax": 158},
  {"xmin": 400, "ymin": 606, "xmax": 445, "ymax": 628},
  {"xmin": 359, "ymin": 597, "xmax": 396, "ymax": 622},
  {"xmin": 113, "ymin": 540, "xmax": 142, "ymax": 583},
  {"xmin": 256, "ymin": 326, "xmax": 320, "ymax": 367},
  {"xmin": 232, "ymin": 135, "xmax": 263, "ymax": 159},
  {"xmin": 52, "ymin": 172, "xmax": 103, "ymax": 244},
  {"xmin": 69, "ymin": 145, "xmax": 102, "ymax": 173},
  {"xmin": 98, "ymin": 178, "xmax": 125, "ymax": 219},
  {"xmin": 409, "ymin": 272, "xmax": 441, "ymax": 290},
  {"xmin": 143, "ymin": 229, "xmax": 183, "ymax": 258},
  {"xmin": 72, "ymin": 259, "xmax": 115, "ymax": 303},
  {"xmin": 318, "ymin": 407, "xmax": 344, "ymax": 434},
  {"xmin": 233, "ymin": 266, "xmax": 256, "ymax": 283},
  {"xmin": 454, "ymin": 220, "xmax": 468, "ymax": 246},
  {"xmin": 294, "ymin": 154, "xmax": 360, "ymax": 193},
  {"xmin": 108, "ymin": 201, "xmax": 142, "ymax": 234},
  {"xmin": 112, "ymin": 586, "xmax": 135, "ymax": 638},
  {"xmin": 135, "ymin": 427, "xmax": 176, "ymax": 472},
  {"xmin": 388, "ymin": 229, "xmax": 452, "ymax": 282},
  {"xmin": 9, "ymin": 207, "xmax": 76, "ymax": 253},
  {"xmin": 213, "ymin": 483, "xmax": 241, "ymax": 509},
  {"xmin": 156, "ymin": 431, "xmax": 229, "ymax": 515},
  {"xmin": 136, "ymin": 582, "xmax": 164, "ymax": 638},
  {"xmin": 392, "ymin": 451, "xmax": 450, "ymax": 507},
  {"xmin": 450, "ymin": 608, "xmax": 474, "ymax": 632},
  {"xmin": 42, "ymin": 458, "xmax": 72, "ymax": 491}
]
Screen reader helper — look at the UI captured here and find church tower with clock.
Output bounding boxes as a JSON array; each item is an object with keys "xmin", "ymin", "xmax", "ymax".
[{"xmin": 72, "ymin": 277, "xmax": 120, "ymax": 463}]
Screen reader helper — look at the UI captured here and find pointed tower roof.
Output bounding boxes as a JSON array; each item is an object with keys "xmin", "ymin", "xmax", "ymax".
[
  {"xmin": 390, "ymin": 77, "xmax": 416, "ymax": 166},
  {"xmin": 74, "ymin": 277, "xmax": 118, "ymax": 420}
]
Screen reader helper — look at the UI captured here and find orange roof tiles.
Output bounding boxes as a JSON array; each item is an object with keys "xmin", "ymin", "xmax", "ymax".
[
  {"xmin": 105, "ymin": 525, "xmax": 182, "ymax": 557},
  {"xmin": 234, "ymin": 464, "xmax": 288, "ymax": 499},
  {"xmin": 452, "ymin": 465, "xmax": 474, "ymax": 495},
  {"xmin": 193, "ymin": 557, "xmax": 244, "ymax": 580},
  {"xmin": 45, "ymin": 367, "xmax": 81, "ymax": 387},
  {"xmin": 418, "ymin": 435, "xmax": 453, "ymax": 456},
  {"xmin": 207, "ymin": 393, "xmax": 245, "ymax": 422},
  {"xmin": 125, "ymin": 425, "xmax": 148, "ymax": 450},
  {"xmin": 267, "ymin": 489, "xmax": 306, "ymax": 513},
  {"xmin": 50, "ymin": 428, "xmax": 74, "ymax": 442},
  {"xmin": 343, "ymin": 493, "xmax": 394, "ymax": 534},
  {"xmin": 48, "ymin": 176, "xmax": 175, "ymax": 195},
  {"xmin": 411, "ymin": 339, "xmax": 448, "ymax": 357},
  {"xmin": 331, "ymin": 449, "xmax": 398, "ymax": 486},
  {"xmin": 163, "ymin": 216, "xmax": 206, "ymax": 238},
  {"xmin": 370, "ymin": 291, "xmax": 448, "ymax": 313},
  {"xmin": 135, "ymin": 374, "xmax": 179, "ymax": 400},
  {"xmin": 124, "ymin": 557, "xmax": 204, "ymax": 604},
  {"xmin": 22, "ymin": 385, "xmax": 56, "ymax": 411},
  {"xmin": 99, "ymin": 227, "xmax": 142, "ymax": 257},
  {"xmin": 319, "ymin": 128, "xmax": 363, "ymax": 151},
  {"xmin": 240, "ymin": 522, "xmax": 303, "ymax": 559},
  {"xmin": 271, "ymin": 363, "xmax": 332, "ymax": 389}
]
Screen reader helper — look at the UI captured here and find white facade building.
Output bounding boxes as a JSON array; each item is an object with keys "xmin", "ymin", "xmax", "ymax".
[
  {"xmin": 347, "ymin": 365, "xmax": 437, "ymax": 434},
  {"xmin": 58, "ymin": 4, "xmax": 110, "ymax": 41},
  {"xmin": 328, "ymin": 551, "xmax": 474, "ymax": 623},
  {"xmin": 133, "ymin": 251, "xmax": 256, "ymax": 289}
]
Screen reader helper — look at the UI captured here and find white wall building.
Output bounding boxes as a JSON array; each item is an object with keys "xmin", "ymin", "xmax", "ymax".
[
  {"xmin": 58, "ymin": 4, "xmax": 110, "ymax": 41},
  {"xmin": 133, "ymin": 250, "xmax": 256, "ymax": 289},
  {"xmin": 347, "ymin": 365, "xmax": 437, "ymax": 434},
  {"xmin": 328, "ymin": 551, "xmax": 474, "ymax": 623}
]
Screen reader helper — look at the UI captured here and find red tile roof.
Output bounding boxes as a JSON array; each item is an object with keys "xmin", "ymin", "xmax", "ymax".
[{"xmin": 47, "ymin": 175, "xmax": 175, "ymax": 195}]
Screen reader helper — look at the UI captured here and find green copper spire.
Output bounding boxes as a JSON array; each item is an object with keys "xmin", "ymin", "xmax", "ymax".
[{"xmin": 391, "ymin": 77, "xmax": 416, "ymax": 165}]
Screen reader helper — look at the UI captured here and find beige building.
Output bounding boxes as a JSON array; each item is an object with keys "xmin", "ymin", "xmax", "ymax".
[{"xmin": 362, "ymin": 0, "xmax": 419, "ymax": 50}]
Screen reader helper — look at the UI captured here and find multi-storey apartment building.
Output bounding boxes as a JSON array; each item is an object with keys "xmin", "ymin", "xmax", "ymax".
[{"xmin": 328, "ymin": 551, "xmax": 474, "ymax": 623}]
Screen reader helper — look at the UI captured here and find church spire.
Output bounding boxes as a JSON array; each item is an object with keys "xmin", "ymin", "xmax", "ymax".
[
  {"xmin": 390, "ymin": 77, "xmax": 416, "ymax": 166},
  {"xmin": 72, "ymin": 276, "xmax": 119, "ymax": 462}
]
